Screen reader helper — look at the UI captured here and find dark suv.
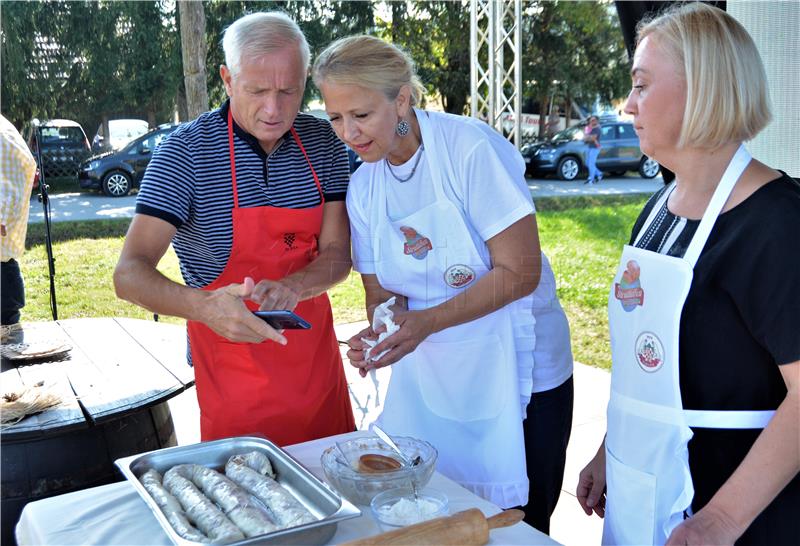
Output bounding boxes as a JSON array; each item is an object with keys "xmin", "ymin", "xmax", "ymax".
[
  {"xmin": 521, "ymin": 121, "xmax": 661, "ymax": 180},
  {"xmin": 79, "ymin": 124, "xmax": 180, "ymax": 196},
  {"xmin": 27, "ymin": 119, "xmax": 92, "ymax": 179}
]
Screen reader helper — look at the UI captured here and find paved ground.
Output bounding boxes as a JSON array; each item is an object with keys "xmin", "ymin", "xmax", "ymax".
[
  {"xmin": 167, "ymin": 320, "xmax": 609, "ymax": 545},
  {"xmin": 528, "ymin": 174, "xmax": 663, "ymax": 198},
  {"xmin": 28, "ymin": 173, "xmax": 663, "ymax": 223},
  {"xmin": 27, "ymin": 192, "xmax": 137, "ymax": 224}
]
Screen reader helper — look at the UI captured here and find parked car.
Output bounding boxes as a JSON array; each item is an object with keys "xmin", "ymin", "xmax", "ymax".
[
  {"xmin": 26, "ymin": 119, "xmax": 92, "ymax": 179},
  {"xmin": 91, "ymin": 119, "xmax": 150, "ymax": 153},
  {"xmin": 521, "ymin": 121, "xmax": 661, "ymax": 180},
  {"xmin": 79, "ymin": 123, "xmax": 180, "ymax": 196}
]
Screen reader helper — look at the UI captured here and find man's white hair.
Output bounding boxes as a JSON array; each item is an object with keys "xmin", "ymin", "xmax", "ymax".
[{"xmin": 222, "ymin": 12, "xmax": 310, "ymax": 77}]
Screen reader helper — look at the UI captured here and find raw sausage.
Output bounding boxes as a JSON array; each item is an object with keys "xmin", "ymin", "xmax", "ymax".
[{"xmin": 140, "ymin": 469, "xmax": 209, "ymax": 543}]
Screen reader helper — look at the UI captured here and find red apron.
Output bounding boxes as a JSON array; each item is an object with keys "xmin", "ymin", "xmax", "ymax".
[{"xmin": 186, "ymin": 110, "xmax": 355, "ymax": 445}]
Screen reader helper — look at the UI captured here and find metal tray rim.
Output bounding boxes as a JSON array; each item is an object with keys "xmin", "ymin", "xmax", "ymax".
[{"xmin": 115, "ymin": 436, "xmax": 361, "ymax": 546}]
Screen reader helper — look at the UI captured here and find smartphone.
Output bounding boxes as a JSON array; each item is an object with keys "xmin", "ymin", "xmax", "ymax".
[{"xmin": 252, "ymin": 310, "xmax": 311, "ymax": 330}]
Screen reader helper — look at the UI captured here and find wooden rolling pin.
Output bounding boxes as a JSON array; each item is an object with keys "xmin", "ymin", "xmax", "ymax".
[{"xmin": 341, "ymin": 508, "xmax": 525, "ymax": 546}]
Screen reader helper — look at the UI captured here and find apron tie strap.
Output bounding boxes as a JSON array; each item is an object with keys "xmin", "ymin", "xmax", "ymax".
[{"xmin": 611, "ymin": 390, "xmax": 775, "ymax": 429}]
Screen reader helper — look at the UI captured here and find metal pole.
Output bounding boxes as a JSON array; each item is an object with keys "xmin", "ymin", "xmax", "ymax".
[
  {"xmin": 487, "ymin": 0, "xmax": 496, "ymax": 130},
  {"xmin": 33, "ymin": 126, "xmax": 58, "ymax": 320},
  {"xmin": 514, "ymin": 0, "xmax": 522, "ymax": 148},
  {"xmin": 470, "ymin": 0, "xmax": 478, "ymax": 118}
]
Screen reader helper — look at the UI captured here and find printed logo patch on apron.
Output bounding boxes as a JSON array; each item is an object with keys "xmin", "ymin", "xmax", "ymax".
[
  {"xmin": 635, "ymin": 331, "xmax": 664, "ymax": 372},
  {"xmin": 444, "ymin": 264, "xmax": 476, "ymax": 288},
  {"xmin": 400, "ymin": 226, "xmax": 433, "ymax": 260},
  {"xmin": 615, "ymin": 260, "xmax": 644, "ymax": 311},
  {"xmin": 283, "ymin": 232, "xmax": 297, "ymax": 250}
]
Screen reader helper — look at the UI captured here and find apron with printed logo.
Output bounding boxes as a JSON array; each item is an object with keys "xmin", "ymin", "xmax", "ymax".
[
  {"xmin": 186, "ymin": 110, "xmax": 355, "ymax": 446},
  {"xmin": 369, "ymin": 113, "xmax": 528, "ymax": 508},
  {"xmin": 603, "ymin": 145, "xmax": 775, "ymax": 545}
]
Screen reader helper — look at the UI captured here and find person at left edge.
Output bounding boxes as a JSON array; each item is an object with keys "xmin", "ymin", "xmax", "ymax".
[
  {"xmin": 1, "ymin": 115, "xmax": 37, "ymax": 336},
  {"xmin": 113, "ymin": 12, "xmax": 355, "ymax": 445}
]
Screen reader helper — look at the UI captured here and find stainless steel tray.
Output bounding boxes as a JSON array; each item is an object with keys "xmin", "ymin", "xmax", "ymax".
[{"xmin": 115, "ymin": 436, "xmax": 361, "ymax": 545}]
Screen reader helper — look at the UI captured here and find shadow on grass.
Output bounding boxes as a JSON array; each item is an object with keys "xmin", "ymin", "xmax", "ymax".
[
  {"xmin": 538, "ymin": 194, "xmax": 649, "ymax": 247},
  {"xmin": 25, "ymin": 218, "xmax": 131, "ymax": 249},
  {"xmin": 535, "ymin": 193, "xmax": 647, "ymax": 212}
]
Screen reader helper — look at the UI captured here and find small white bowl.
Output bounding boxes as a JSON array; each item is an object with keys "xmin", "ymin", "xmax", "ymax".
[{"xmin": 370, "ymin": 487, "xmax": 449, "ymax": 532}]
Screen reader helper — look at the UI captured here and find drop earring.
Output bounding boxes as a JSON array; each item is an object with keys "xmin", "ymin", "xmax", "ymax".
[{"xmin": 396, "ymin": 120, "xmax": 410, "ymax": 136}]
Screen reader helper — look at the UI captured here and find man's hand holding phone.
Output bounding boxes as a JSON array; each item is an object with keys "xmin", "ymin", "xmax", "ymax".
[{"xmin": 203, "ymin": 278, "xmax": 288, "ymax": 345}]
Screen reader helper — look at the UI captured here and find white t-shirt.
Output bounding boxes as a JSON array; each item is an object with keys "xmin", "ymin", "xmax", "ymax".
[{"xmin": 347, "ymin": 110, "xmax": 573, "ymax": 394}]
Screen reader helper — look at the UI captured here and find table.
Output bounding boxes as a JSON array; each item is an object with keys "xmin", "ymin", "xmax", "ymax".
[
  {"xmin": 1, "ymin": 318, "xmax": 194, "ymax": 545},
  {"xmin": 15, "ymin": 431, "xmax": 561, "ymax": 545}
]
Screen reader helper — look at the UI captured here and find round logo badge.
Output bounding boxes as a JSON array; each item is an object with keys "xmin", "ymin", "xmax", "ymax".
[
  {"xmin": 635, "ymin": 331, "xmax": 664, "ymax": 372},
  {"xmin": 444, "ymin": 264, "xmax": 476, "ymax": 288}
]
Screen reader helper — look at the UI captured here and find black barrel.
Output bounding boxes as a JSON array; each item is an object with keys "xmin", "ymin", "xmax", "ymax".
[{"xmin": 1, "ymin": 402, "xmax": 176, "ymax": 545}]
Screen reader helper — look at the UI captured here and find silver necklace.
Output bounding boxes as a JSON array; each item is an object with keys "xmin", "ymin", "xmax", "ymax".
[{"xmin": 384, "ymin": 145, "xmax": 424, "ymax": 183}]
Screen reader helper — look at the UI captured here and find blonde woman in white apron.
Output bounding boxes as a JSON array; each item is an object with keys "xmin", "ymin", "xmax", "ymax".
[
  {"xmin": 576, "ymin": 4, "xmax": 799, "ymax": 545},
  {"xmin": 313, "ymin": 36, "xmax": 575, "ymax": 532}
]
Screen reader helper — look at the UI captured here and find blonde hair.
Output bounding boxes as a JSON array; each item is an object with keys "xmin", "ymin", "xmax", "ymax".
[
  {"xmin": 223, "ymin": 12, "xmax": 310, "ymax": 76},
  {"xmin": 312, "ymin": 35, "xmax": 425, "ymax": 106},
  {"xmin": 637, "ymin": 2, "xmax": 771, "ymax": 149}
]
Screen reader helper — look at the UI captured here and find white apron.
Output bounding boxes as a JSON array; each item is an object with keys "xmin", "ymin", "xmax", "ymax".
[
  {"xmin": 603, "ymin": 145, "xmax": 776, "ymax": 545},
  {"xmin": 371, "ymin": 112, "xmax": 528, "ymax": 508}
]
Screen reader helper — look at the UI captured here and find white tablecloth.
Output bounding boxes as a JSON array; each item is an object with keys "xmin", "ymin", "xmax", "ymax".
[{"xmin": 16, "ymin": 431, "xmax": 559, "ymax": 545}]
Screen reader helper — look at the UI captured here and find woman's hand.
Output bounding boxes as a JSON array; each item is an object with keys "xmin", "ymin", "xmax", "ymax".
[
  {"xmin": 363, "ymin": 308, "xmax": 437, "ymax": 370},
  {"xmin": 665, "ymin": 504, "xmax": 744, "ymax": 546},
  {"xmin": 346, "ymin": 326, "xmax": 381, "ymax": 377},
  {"xmin": 576, "ymin": 444, "xmax": 607, "ymax": 517}
]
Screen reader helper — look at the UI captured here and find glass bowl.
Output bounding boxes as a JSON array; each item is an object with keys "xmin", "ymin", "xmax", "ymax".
[
  {"xmin": 371, "ymin": 487, "xmax": 449, "ymax": 531},
  {"xmin": 320, "ymin": 436, "xmax": 437, "ymax": 505}
]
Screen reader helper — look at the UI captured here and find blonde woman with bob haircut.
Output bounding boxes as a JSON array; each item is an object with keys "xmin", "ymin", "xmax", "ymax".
[
  {"xmin": 576, "ymin": 3, "xmax": 799, "ymax": 545},
  {"xmin": 314, "ymin": 35, "xmax": 575, "ymax": 533}
]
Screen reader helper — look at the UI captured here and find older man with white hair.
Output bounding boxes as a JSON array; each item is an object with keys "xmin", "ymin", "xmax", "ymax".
[{"xmin": 114, "ymin": 12, "xmax": 355, "ymax": 445}]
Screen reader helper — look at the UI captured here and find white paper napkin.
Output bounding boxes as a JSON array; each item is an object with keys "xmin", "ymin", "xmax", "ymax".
[{"xmin": 362, "ymin": 296, "xmax": 400, "ymax": 362}]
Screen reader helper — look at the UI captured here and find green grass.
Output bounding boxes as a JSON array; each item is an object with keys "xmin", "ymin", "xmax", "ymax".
[
  {"xmin": 19, "ymin": 194, "xmax": 649, "ymax": 370},
  {"xmin": 537, "ymin": 196, "xmax": 648, "ymax": 369},
  {"xmin": 22, "ymin": 219, "xmax": 184, "ymax": 324}
]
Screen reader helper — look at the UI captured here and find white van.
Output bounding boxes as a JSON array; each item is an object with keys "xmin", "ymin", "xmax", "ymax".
[{"xmin": 91, "ymin": 119, "xmax": 149, "ymax": 152}]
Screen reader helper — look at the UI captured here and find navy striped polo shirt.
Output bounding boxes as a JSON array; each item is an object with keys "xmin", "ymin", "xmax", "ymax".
[{"xmin": 136, "ymin": 101, "xmax": 350, "ymax": 288}]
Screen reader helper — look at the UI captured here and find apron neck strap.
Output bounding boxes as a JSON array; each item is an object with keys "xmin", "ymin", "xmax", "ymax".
[
  {"xmin": 226, "ymin": 110, "xmax": 324, "ymax": 209},
  {"xmin": 227, "ymin": 109, "xmax": 239, "ymax": 209},
  {"xmin": 415, "ymin": 109, "xmax": 449, "ymax": 202},
  {"xmin": 289, "ymin": 127, "xmax": 324, "ymax": 202},
  {"xmin": 683, "ymin": 144, "xmax": 751, "ymax": 267}
]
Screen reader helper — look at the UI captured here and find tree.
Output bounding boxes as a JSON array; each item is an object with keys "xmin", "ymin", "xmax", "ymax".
[
  {"xmin": 377, "ymin": 1, "xmax": 472, "ymax": 115},
  {"xmin": 179, "ymin": 0, "xmax": 209, "ymax": 119},
  {"xmin": 1, "ymin": 1, "xmax": 75, "ymax": 129},
  {"xmin": 522, "ymin": 1, "xmax": 630, "ymax": 132},
  {"xmin": 1, "ymin": 1, "xmax": 180, "ymax": 135}
]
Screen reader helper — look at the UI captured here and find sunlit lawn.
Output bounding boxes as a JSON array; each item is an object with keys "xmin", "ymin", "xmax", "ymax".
[{"xmin": 20, "ymin": 194, "xmax": 648, "ymax": 370}]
